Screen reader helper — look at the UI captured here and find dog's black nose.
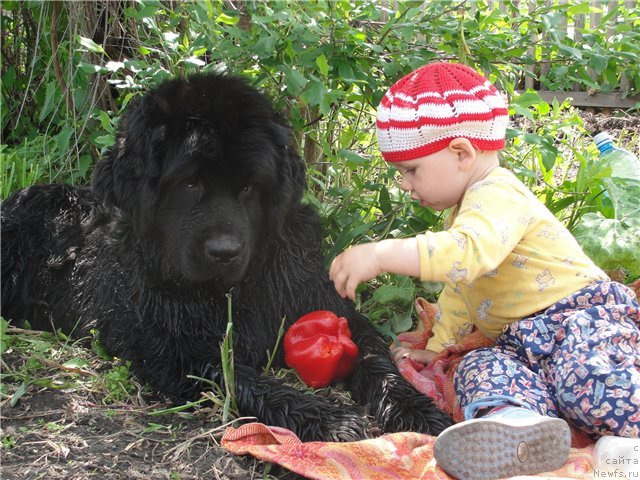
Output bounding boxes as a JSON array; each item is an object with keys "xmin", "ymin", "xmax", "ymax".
[{"xmin": 204, "ymin": 236, "xmax": 241, "ymax": 263}]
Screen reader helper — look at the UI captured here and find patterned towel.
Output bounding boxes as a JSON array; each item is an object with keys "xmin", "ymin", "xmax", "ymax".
[{"xmin": 221, "ymin": 422, "xmax": 595, "ymax": 479}]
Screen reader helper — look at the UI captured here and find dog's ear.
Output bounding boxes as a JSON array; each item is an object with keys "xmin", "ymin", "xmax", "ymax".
[
  {"xmin": 269, "ymin": 121, "xmax": 307, "ymax": 238},
  {"xmin": 92, "ymin": 107, "xmax": 144, "ymax": 212},
  {"xmin": 92, "ymin": 96, "xmax": 162, "ymax": 215}
]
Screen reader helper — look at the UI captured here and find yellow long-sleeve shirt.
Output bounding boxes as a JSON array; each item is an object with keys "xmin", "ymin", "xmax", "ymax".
[{"xmin": 417, "ymin": 167, "xmax": 608, "ymax": 353}]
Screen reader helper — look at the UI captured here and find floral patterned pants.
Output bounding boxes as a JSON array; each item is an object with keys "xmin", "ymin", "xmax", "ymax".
[{"xmin": 454, "ymin": 281, "xmax": 640, "ymax": 438}]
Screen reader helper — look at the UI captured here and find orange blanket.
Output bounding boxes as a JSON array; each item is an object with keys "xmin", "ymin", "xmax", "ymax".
[
  {"xmin": 221, "ymin": 298, "xmax": 596, "ymax": 478},
  {"xmin": 221, "ymin": 422, "xmax": 595, "ymax": 479}
]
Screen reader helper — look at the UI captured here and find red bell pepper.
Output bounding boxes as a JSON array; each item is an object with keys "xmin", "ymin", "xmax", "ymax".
[{"xmin": 284, "ymin": 310, "xmax": 359, "ymax": 388}]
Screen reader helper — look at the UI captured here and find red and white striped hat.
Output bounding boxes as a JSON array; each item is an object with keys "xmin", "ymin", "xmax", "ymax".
[{"xmin": 376, "ymin": 62, "xmax": 509, "ymax": 162}]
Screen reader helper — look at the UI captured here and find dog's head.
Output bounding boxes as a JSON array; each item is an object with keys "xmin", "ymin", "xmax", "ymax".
[{"xmin": 92, "ymin": 73, "xmax": 306, "ymax": 286}]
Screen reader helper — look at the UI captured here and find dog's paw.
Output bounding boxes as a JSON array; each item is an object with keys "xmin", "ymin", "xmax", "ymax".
[
  {"xmin": 378, "ymin": 391, "xmax": 453, "ymax": 436},
  {"xmin": 320, "ymin": 409, "xmax": 376, "ymax": 442}
]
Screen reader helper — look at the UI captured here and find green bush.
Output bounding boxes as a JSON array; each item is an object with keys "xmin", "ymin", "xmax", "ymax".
[{"xmin": 2, "ymin": 0, "xmax": 639, "ymax": 333}]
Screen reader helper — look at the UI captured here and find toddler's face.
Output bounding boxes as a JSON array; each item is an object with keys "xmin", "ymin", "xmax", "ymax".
[{"xmin": 395, "ymin": 148, "xmax": 469, "ymax": 211}]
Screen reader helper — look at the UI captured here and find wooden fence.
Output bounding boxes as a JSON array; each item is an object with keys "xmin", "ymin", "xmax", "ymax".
[
  {"xmin": 381, "ymin": 0, "xmax": 640, "ymax": 109},
  {"xmin": 520, "ymin": 0, "xmax": 638, "ymax": 108}
]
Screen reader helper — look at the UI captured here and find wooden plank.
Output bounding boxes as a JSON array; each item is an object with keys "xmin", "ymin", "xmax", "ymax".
[{"xmin": 535, "ymin": 91, "xmax": 640, "ymax": 108}]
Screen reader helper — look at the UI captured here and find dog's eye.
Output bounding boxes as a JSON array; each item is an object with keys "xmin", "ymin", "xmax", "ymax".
[
  {"xmin": 239, "ymin": 183, "xmax": 253, "ymax": 200},
  {"xmin": 184, "ymin": 178, "xmax": 199, "ymax": 189}
]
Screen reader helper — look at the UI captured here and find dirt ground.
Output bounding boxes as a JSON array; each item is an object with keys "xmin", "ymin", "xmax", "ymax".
[
  {"xmin": 0, "ymin": 337, "xmax": 310, "ymax": 480},
  {"xmin": 0, "ymin": 341, "xmax": 306, "ymax": 480},
  {"xmin": 1, "ymin": 110, "xmax": 638, "ymax": 480},
  {"xmin": 579, "ymin": 111, "xmax": 640, "ymax": 149}
]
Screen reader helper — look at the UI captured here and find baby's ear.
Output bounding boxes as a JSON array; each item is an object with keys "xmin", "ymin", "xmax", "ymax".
[{"xmin": 448, "ymin": 138, "xmax": 477, "ymax": 169}]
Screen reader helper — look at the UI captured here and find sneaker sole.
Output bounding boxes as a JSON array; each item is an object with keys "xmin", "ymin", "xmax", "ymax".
[{"xmin": 434, "ymin": 416, "xmax": 571, "ymax": 480}]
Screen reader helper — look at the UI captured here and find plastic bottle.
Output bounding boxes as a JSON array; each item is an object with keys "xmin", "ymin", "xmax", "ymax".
[{"xmin": 593, "ymin": 131, "xmax": 640, "ymax": 181}]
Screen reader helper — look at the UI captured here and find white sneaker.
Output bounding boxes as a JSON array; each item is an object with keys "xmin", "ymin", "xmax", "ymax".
[{"xmin": 434, "ymin": 406, "xmax": 571, "ymax": 480}]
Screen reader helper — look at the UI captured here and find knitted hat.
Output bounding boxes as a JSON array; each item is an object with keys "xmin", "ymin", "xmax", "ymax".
[{"xmin": 376, "ymin": 62, "xmax": 509, "ymax": 162}]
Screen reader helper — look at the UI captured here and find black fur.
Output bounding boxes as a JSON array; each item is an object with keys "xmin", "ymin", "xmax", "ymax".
[{"xmin": 1, "ymin": 73, "xmax": 452, "ymax": 441}]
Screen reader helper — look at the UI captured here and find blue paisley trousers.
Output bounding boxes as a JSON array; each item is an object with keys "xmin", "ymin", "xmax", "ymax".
[{"xmin": 454, "ymin": 281, "xmax": 640, "ymax": 438}]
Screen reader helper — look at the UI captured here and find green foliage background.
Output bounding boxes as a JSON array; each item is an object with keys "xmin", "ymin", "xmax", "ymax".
[{"xmin": 2, "ymin": 0, "xmax": 639, "ymax": 332}]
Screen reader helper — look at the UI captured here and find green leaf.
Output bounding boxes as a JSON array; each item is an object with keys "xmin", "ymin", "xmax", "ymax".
[
  {"xmin": 0, "ymin": 318, "xmax": 8, "ymax": 355},
  {"xmin": 303, "ymin": 78, "xmax": 327, "ymax": 107},
  {"xmin": 513, "ymin": 91, "xmax": 544, "ymax": 109},
  {"xmin": 94, "ymin": 134, "xmax": 115, "ymax": 149},
  {"xmin": 78, "ymin": 155, "xmax": 93, "ymax": 178},
  {"xmin": 63, "ymin": 358, "xmax": 90, "ymax": 369},
  {"xmin": 338, "ymin": 61, "xmax": 355, "ymax": 81},
  {"xmin": 39, "ymin": 82, "xmax": 58, "ymax": 123},
  {"xmin": 378, "ymin": 186, "xmax": 392, "ymax": 215},
  {"xmin": 286, "ymin": 69, "xmax": 309, "ymax": 97},
  {"xmin": 55, "ymin": 128, "xmax": 73, "ymax": 156},
  {"xmin": 539, "ymin": 141, "xmax": 558, "ymax": 171},
  {"xmin": 91, "ymin": 337, "xmax": 112, "ymax": 361},
  {"xmin": 603, "ymin": 179, "xmax": 640, "ymax": 219},
  {"xmin": 388, "ymin": 312, "xmax": 413, "ymax": 334},
  {"xmin": 77, "ymin": 36, "xmax": 106, "ymax": 55},
  {"xmin": 316, "ymin": 54, "xmax": 330, "ymax": 78},
  {"xmin": 588, "ymin": 54, "xmax": 608, "ymax": 74},
  {"xmin": 555, "ymin": 43, "xmax": 582, "ymax": 60},
  {"xmin": 97, "ymin": 110, "xmax": 114, "ymax": 133},
  {"xmin": 372, "ymin": 283, "xmax": 414, "ymax": 306},
  {"xmin": 338, "ymin": 149, "xmax": 368, "ymax": 165},
  {"xmin": 216, "ymin": 12, "xmax": 239, "ymax": 25},
  {"xmin": 254, "ymin": 35, "xmax": 277, "ymax": 53},
  {"xmin": 511, "ymin": 91, "xmax": 545, "ymax": 119},
  {"xmin": 567, "ymin": 2, "xmax": 591, "ymax": 15},
  {"xmin": 573, "ymin": 213, "xmax": 640, "ymax": 275},
  {"xmin": 10, "ymin": 382, "xmax": 27, "ymax": 408},
  {"xmin": 182, "ymin": 57, "xmax": 206, "ymax": 67}
]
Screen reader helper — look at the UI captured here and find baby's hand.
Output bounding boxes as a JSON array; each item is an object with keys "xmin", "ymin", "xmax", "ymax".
[
  {"xmin": 391, "ymin": 345, "xmax": 438, "ymax": 366},
  {"xmin": 329, "ymin": 243, "xmax": 382, "ymax": 300}
]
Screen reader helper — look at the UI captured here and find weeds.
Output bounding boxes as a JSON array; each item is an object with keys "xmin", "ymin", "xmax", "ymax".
[
  {"xmin": 221, "ymin": 292, "xmax": 237, "ymax": 423},
  {"xmin": 264, "ymin": 315, "xmax": 287, "ymax": 375},
  {"xmin": 0, "ymin": 318, "xmax": 145, "ymax": 408}
]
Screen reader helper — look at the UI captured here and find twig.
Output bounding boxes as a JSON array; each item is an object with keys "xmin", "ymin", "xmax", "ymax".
[{"xmin": 50, "ymin": 1, "xmax": 73, "ymax": 113}]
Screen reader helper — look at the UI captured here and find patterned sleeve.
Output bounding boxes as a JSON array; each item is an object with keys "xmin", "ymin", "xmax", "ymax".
[
  {"xmin": 426, "ymin": 285, "xmax": 474, "ymax": 352},
  {"xmin": 417, "ymin": 179, "xmax": 532, "ymax": 285}
]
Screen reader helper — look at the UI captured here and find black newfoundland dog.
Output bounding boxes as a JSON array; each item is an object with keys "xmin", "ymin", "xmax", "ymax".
[{"xmin": 1, "ymin": 73, "xmax": 451, "ymax": 441}]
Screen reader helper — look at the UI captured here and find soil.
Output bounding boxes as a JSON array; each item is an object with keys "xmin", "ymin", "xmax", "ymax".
[
  {"xmin": 1, "ymin": 111, "xmax": 638, "ymax": 480},
  {"xmin": 0, "ymin": 343, "xmax": 303, "ymax": 480},
  {"xmin": 580, "ymin": 111, "xmax": 640, "ymax": 139}
]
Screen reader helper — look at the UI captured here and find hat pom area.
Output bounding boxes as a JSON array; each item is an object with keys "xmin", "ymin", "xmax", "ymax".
[{"xmin": 376, "ymin": 62, "xmax": 509, "ymax": 162}]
